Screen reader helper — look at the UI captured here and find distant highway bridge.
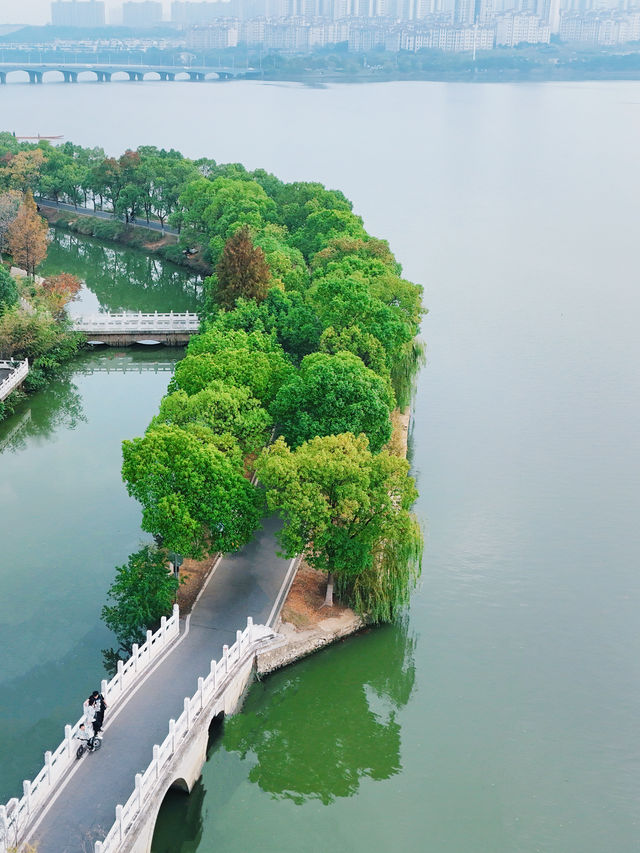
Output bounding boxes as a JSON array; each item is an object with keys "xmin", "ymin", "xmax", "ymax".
[{"xmin": 0, "ymin": 62, "xmax": 255, "ymax": 84}]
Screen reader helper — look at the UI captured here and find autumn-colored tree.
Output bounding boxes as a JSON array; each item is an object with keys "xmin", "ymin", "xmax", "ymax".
[
  {"xmin": 42, "ymin": 272, "xmax": 82, "ymax": 314},
  {"xmin": 6, "ymin": 148, "xmax": 45, "ymax": 192},
  {"xmin": 214, "ymin": 226, "xmax": 271, "ymax": 309},
  {"xmin": 7, "ymin": 190, "xmax": 49, "ymax": 275}
]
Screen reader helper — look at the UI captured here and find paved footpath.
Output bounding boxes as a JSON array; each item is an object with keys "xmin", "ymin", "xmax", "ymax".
[{"xmin": 30, "ymin": 515, "xmax": 293, "ymax": 853}]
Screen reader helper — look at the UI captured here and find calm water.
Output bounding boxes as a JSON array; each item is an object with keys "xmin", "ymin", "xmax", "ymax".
[
  {"xmin": 2, "ymin": 81, "xmax": 640, "ymax": 851},
  {"xmin": 41, "ymin": 229, "xmax": 200, "ymax": 315},
  {"xmin": 0, "ymin": 238, "xmax": 193, "ymax": 799}
]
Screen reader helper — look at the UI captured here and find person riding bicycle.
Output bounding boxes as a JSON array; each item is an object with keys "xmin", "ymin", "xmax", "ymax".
[{"xmin": 75, "ymin": 723, "xmax": 93, "ymax": 745}]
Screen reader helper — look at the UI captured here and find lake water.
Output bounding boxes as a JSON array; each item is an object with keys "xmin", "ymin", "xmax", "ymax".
[{"xmin": 1, "ymin": 81, "xmax": 639, "ymax": 852}]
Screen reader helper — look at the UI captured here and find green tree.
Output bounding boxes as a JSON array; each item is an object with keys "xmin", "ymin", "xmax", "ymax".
[
  {"xmin": 256, "ymin": 433, "xmax": 419, "ymax": 607},
  {"xmin": 178, "ymin": 176, "xmax": 276, "ymax": 262},
  {"xmin": 271, "ymin": 181, "xmax": 353, "ymax": 234},
  {"xmin": 293, "ymin": 208, "xmax": 367, "ymax": 260},
  {"xmin": 253, "ymin": 224, "xmax": 309, "ymax": 292},
  {"xmin": 0, "ymin": 266, "xmax": 18, "ymax": 314},
  {"xmin": 214, "ymin": 225, "xmax": 272, "ymax": 309},
  {"xmin": 310, "ymin": 272, "xmax": 413, "ymax": 367},
  {"xmin": 152, "ymin": 381, "xmax": 272, "ymax": 455},
  {"xmin": 101, "ymin": 545, "xmax": 179, "ymax": 652},
  {"xmin": 319, "ymin": 324, "xmax": 388, "ymax": 376},
  {"xmin": 271, "ymin": 351, "xmax": 394, "ymax": 452},
  {"xmin": 122, "ymin": 424, "xmax": 263, "ymax": 558},
  {"xmin": 203, "ymin": 291, "xmax": 322, "ymax": 362},
  {"xmin": 172, "ymin": 333, "xmax": 294, "ymax": 405}
]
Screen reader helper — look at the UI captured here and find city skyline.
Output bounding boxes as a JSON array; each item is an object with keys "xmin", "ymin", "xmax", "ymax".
[{"xmin": 0, "ymin": 0, "xmax": 631, "ymax": 26}]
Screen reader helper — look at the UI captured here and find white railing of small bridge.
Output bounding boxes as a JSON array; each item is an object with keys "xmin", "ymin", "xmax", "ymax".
[
  {"xmin": 73, "ymin": 312, "xmax": 200, "ymax": 333},
  {"xmin": 77, "ymin": 362, "xmax": 177, "ymax": 375},
  {"xmin": 0, "ymin": 359, "xmax": 29, "ymax": 402},
  {"xmin": 0, "ymin": 605, "xmax": 180, "ymax": 853},
  {"xmin": 95, "ymin": 618, "xmax": 275, "ymax": 853}
]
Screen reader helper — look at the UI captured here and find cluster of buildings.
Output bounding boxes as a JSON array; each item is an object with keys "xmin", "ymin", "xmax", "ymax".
[{"xmin": 48, "ymin": 0, "xmax": 640, "ymax": 50}]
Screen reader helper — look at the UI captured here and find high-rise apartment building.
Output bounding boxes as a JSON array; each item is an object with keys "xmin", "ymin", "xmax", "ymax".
[
  {"xmin": 51, "ymin": 0, "xmax": 105, "ymax": 26},
  {"xmin": 453, "ymin": 0, "xmax": 474, "ymax": 23},
  {"xmin": 122, "ymin": 0, "xmax": 163, "ymax": 26}
]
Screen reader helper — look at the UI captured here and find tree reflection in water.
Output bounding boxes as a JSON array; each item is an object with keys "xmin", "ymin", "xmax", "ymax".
[
  {"xmin": 224, "ymin": 620, "xmax": 416, "ymax": 805},
  {"xmin": 0, "ymin": 367, "xmax": 86, "ymax": 453},
  {"xmin": 42, "ymin": 230, "xmax": 201, "ymax": 315}
]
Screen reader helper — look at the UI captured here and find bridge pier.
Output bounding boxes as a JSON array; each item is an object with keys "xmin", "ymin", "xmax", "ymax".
[
  {"xmin": 187, "ymin": 71, "xmax": 205, "ymax": 82},
  {"xmin": 0, "ymin": 72, "xmax": 5, "ymax": 84},
  {"xmin": 96, "ymin": 71, "xmax": 111, "ymax": 82},
  {"xmin": 62, "ymin": 71, "xmax": 78, "ymax": 83},
  {"xmin": 27, "ymin": 71, "xmax": 43, "ymax": 84}
]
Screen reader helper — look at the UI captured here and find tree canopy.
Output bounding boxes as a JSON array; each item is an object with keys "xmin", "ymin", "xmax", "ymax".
[
  {"xmin": 122, "ymin": 424, "xmax": 263, "ymax": 558},
  {"xmin": 212, "ymin": 225, "xmax": 272, "ymax": 309},
  {"xmin": 171, "ymin": 339, "xmax": 294, "ymax": 406},
  {"xmin": 152, "ymin": 381, "xmax": 272, "ymax": 455},
  {"xmin": 7, "ymin": 191, "xmax": 49, "ymax": 276},
  {"xmin": 271, "ymin": 351, "xmax": 394, "ymax": 452},
  {"xmin": 256, "ymin": 433, "xmax": 419, "ymax": 607},
  {"xmin": 102, "ymin": 545, "xmax": 180, "ymax": 653}
]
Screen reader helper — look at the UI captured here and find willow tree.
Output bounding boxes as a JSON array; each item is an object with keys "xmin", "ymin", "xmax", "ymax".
[
  {"xmin": 256, "ymin": 433, "xmax": 421, "ymax": 611},
  {"xmin": 7, "ymin": 190, "xmax": 49, "ymax": 275}
]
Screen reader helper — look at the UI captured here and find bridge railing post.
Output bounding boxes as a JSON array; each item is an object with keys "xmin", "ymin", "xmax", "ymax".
[
  {"xmin": 236, "ymin": 629, "xmax": 242, "ymax": 657},
  {"xmin": 101, "ymin": 678, "xmax": 108, "ymax": 698},
  {"xmin": 146, "ymin": 629, "xmax": 152, "ymax": 656},
  {"xmin": 135, "ymin": 773, "xmax": 143, "ymax": 812},
  {"xmin": 153, "ymin": 745, "xmax": 160, "ymax": 780},
  {"xmin": 184, "ymin": 696, "xmax": 191, "ymax": 729},
  {"xmin": 247, "ymin": 616, "xmax": 253, "ymax": 644},
  {"xmin": 65, "ymin": 724, "xmax": 73, "ymax": 758},
  {"xmin": 23, "ymin": 780, "xmax": 31, "ymax": 817},
  {"xmin": 116, "ymin": 803, "xmax": 124, "ymax": 842},
  {"xmin": 169, "ymin": 719, "xmax": 176, "ymax": 753},
  {"xmin": 95, "ymin": 841, "xmax": 104, "ymax": 853},
  {"xmin": 117, "ymin": 658, "xmax": 124, "ymax": 694},
  {"xmin": 198, "ymin": 676, "xmax": 204, "ymax": 712},
  {"xmin": 223, "ymin": 644, "xmax": 229, "ymax": 674},
  {"xmin": 132, "ymin": 643, "xmax": 139, "ymax": 673},
  {"xmin": 161, "ymin": 615, "xmax": 167, "ymax": 645},
  {"xmin": 210, "ymin": 659, "xmax": 217, "ymax": 691},
  {"xmin": 44, "ymin": 751, "xmax": 52, "ymax": 787}
]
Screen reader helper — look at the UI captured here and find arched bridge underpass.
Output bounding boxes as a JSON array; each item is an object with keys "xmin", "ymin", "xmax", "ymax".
[
  {"xmin": 0, "ymin": 516, "xmax": 298, "ymax": 853},
  {"xmin": 0, "ymin": 63, "xmax": 254, "ymax": 84}
]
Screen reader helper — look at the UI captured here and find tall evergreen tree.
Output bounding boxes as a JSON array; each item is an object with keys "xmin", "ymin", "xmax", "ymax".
[{"xmin": 214, "ymin": 225, "xmax": 271, "ymax": 309}]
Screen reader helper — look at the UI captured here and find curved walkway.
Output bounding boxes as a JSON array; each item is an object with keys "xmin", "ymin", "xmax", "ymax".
[{"xmin": 29, "ymin": 516, "xmax": 294, "ymax": 853}]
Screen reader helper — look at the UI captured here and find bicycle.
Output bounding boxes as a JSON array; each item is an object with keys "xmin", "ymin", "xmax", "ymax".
[{"xmin": 76, "ymin": 733, "xmax": 102, "ymax": 759}]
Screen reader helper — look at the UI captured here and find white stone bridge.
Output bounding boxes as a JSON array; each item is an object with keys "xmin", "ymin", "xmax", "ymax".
[
  {"xmin": 0, "ymin": 359, "xmax": 29, "ymax": 402},
  {"xmin": 0, "ymin": 517, "xmax": 298, "ymax": 853},
  {"xmin": 73, "ymin": 312, "xmax": 200, "ymax": 346},
  {"xmin": 0, "ymin": 63, "xmax": 254, "ymax": 84}
]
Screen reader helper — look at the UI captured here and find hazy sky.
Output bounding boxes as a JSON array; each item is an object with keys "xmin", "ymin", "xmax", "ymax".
[{"xmin": 0, "ymin": 1, "xmax": 171, "ymax": 27}]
